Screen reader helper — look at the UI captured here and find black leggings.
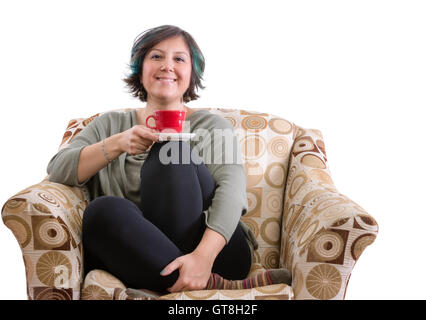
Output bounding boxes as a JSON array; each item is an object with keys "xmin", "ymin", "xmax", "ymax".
[{"xmin": 82, "ymin": 141, "xmax": 252, "ymax": 292}]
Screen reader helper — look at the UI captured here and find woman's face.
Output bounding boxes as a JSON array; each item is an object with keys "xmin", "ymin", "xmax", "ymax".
[{"xmin": 141, "ymin": 36, "xmax": 192, "ymax": 105}]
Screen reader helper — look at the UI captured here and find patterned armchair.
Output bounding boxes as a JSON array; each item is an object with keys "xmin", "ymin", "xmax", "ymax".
[{"xmin": 1, "ymin": 107, "xmax": 378, "ymax": 300}]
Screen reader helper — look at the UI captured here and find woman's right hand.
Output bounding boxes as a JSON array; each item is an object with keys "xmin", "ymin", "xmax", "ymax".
[{"xmin": 119, "ymin": 125, "xmax": 160, "ymax": 155}]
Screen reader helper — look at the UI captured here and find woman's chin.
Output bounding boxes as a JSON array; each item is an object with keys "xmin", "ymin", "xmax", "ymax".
[{"xmin": 148, "ymin": 93, "xmax": 181, "ymax": 104}]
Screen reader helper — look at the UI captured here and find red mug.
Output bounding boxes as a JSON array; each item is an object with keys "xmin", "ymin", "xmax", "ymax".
[{"xmin": 145, "ymin": 110, "xmax": 187, "ymax": 133}]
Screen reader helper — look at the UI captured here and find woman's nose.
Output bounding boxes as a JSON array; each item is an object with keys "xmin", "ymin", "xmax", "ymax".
[
  {"xmin": 160, "ymin": 58, "xmax": 175, "ymax": 71},
  {"xmin": 160, "ymin": 65, "xmax": 172, "ymax": 71}
]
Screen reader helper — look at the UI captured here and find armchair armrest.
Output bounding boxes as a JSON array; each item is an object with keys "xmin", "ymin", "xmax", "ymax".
[
  {"xmin": 1, "ymin": 177, "xmax": 90, "ymax": 300},
  {"xmin": 280, "ymin": 127, "xmax": 378, "ymax": 300}
]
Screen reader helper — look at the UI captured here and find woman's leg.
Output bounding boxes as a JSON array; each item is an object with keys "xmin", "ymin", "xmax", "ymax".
[
  {"xmin": 82, "ymin": 140, "xmax": 253, "ymax": 293},
  {"xmin": 140, "ymin": 140, "xmax": 253, "ymax": 279},
  {"xmin": 211, "ymin": 224, "xmax": 252, "ymax": 280},
  {"xmin": 82, "ymin": 195, "xmax": 182, "ymax": 293},
  {"xmin": 139, "ymin": 141, "xmax": 216, "ymax": 253}
]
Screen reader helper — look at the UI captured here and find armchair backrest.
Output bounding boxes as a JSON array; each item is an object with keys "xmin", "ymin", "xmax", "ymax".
[
  {"xmin": 60, "ymin": 107, "xmax": 298, "ymax": 269},
  {"xmin": 207, "ymin": 108, "xmax": 296, "ymax": 269}
]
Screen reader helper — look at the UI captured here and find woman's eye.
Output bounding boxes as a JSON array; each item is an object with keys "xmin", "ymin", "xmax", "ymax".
[{"xmin": 150, "ymin": 54, "xmax": 184, "ymax": 62}]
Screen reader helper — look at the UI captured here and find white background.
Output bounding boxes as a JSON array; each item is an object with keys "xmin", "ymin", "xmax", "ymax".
[{"xmin": 0, "ymin": 0, "xmax": 425, "ymax": 300}]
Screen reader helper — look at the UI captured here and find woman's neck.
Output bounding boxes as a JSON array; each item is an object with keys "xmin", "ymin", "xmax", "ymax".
[{"xmin": 144, "ymin": 100, "xmax": 185, "ymax": 115}]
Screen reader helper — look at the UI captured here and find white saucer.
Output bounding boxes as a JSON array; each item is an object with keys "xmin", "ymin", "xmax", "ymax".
[{"xmin": 157, "ymin": 132, "xmax": 196, "ymax": 142}]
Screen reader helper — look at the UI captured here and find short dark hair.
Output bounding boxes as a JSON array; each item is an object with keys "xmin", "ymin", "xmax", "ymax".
[{"xmin": 123, "ymin": 25, "xmax": 206, "ymax": 103}]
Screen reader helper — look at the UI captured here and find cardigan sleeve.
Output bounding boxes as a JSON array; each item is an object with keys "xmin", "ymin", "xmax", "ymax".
[
  {"xmin": 46, "ymin": 116, "xmax": 102, "ymax": 187},
  {"xmin": 194, "ymin": 115, "xmax": 248, "ymax": 244}
]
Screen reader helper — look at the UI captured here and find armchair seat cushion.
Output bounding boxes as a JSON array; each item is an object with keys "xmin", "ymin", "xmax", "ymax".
[{"xmin": 81, "ymin": 266, "xmax": 294, "ymax": 300}]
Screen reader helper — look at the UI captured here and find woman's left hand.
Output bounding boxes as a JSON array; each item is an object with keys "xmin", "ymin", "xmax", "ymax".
[{"xmin": 160, "ymin": 251, "xmax": 214, "ymax": 292}]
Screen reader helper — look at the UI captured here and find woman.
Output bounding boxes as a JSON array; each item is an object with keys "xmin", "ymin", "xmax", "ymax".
[{"xmin": 47, "ymin": 25, "xmax": 290, "ymax": 293}]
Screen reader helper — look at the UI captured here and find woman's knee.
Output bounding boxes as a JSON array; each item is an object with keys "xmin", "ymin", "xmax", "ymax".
[
  {"xmin": 148, "ymin": 141, "xmax": 200, "ymax": 165},
  {"xmin": 84, "ymin": 195, "xmax": 116, "ymax": 218},
  {"xmin": 83, "ymin": 196, "xmax": 139, "ymax": 231},
  {"xmin": 141, "ymin": 141, "xmax": 214, "ymax": 194},
  {"xmin": 83, "ymin": 196, "xmax": 109, "ymax": 224},
  {"xmin": 140, "ymin": 142, "xmax": 202, "ymax": 191}
]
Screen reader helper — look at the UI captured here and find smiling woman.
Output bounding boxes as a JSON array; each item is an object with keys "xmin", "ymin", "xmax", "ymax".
[{"xmin": 42, "ymin": 24, "xmax": 292, "ymax": 296}]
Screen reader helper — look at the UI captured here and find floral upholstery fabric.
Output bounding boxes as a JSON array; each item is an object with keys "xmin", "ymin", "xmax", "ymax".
[{"xmin": 1, "ymin": 107, "xmax": 378, "ymax": 300}]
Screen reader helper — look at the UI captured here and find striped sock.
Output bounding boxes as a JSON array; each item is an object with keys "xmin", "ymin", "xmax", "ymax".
[{"xmin": 205, "ymin": 269, "xmax": 292, "ymax": 290}]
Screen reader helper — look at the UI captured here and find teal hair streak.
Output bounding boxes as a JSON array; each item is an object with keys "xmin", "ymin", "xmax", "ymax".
[
  {"xmin": 129, "ymin": 57, "xmax": 142, "ymax": 76},
  {"xmin": 129, "ymin": 30, "xmax": 157, "ymax": 76},
  {"xmin": 190, "ymin": 44, "xmax": 204, "ymax": 80}
]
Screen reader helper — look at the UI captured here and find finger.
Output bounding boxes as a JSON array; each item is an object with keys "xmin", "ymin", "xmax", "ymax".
[
  {"xmin": 128, "ymin": 146, "xmax": 144, "ymax": 156},
  {"xmin": 136, "ymin": 126, "xmax": 160, "ymax": 142},
  {"xmin": 167, "ymin": 275, "xmax": 182, "ymax": 292},
  {"xmin": 160, "ymin": 259, "xmax": 182, "ymax": 277},
  {"xmin": 130, "ymin": 141, "xmax": 152, "ymax": 154},
  {"xmin": 135, "ymin": 141, "xmax": 152, "ymax": 152},
  {"xmin": 167, "ymin": 279, "xmax": 182, "ymax": 292},
  {"xmin": 140, "ymin": 139, "xmax": 155, "ymax": 149},
  {"xmin": 180, "ymin": 286, "xmax": 190, "ymax": 292},
  {"xmin": 168, "ymin": 279, "xmax": 185, "ymax": 293},
  {"xmin": 145, "ymin": 143, "xmax": 156, "ymax": 153}
]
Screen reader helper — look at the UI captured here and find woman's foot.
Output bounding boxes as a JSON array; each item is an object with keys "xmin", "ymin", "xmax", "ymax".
[{"xmin": 205, "ymin": 268, "xmax": 292, "ymax": 290}]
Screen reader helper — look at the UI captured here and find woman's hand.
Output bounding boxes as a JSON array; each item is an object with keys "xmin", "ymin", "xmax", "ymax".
[
  {"xmin": 160, "ymin": 251, "xmax": 214, "ymax": 292},
  {"xmin": 118, "ymin": 125, "xmax": 159, "ymax": 155}
]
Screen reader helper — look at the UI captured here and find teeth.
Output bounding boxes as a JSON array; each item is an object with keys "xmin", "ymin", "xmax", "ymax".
[{"xmin": 157, "ymin": 78, "xmax": 176, "ymax": 81}]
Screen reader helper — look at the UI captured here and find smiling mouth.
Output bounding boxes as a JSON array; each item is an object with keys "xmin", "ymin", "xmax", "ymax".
[{"xmin": 156, "ymin": 77, "xmax": 177, "ymax": 82}]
